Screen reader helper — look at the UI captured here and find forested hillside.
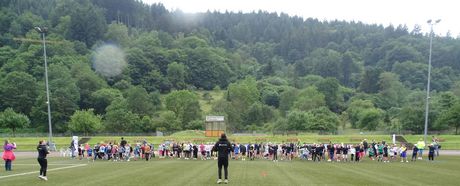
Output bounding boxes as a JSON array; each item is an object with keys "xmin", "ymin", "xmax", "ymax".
[{"xmin": 1, "ymin": 0, "xmax": 460, "ymax": 135}]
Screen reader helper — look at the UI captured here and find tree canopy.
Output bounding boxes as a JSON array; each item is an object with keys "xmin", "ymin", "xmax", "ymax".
[{"xmin": 1, "ymin": 0, "xmax": 460, "ymax": 134}]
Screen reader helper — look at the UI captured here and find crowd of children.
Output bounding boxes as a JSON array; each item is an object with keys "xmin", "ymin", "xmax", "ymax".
[
  {"xmin": 72, "ymin": 137, "xmax": 441, "ymax": 164},
  {"xmin": 76, "ymin": 138, "xmax": 158, "ymax": 162}
]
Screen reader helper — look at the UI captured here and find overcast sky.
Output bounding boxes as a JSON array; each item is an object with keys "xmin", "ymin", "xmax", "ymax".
[{"xmin": 142, "ymin": 0, "xmax": 459, "ymax": 37}]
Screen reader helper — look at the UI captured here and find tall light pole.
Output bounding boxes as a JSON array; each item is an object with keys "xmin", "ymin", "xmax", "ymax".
[
  {"xmin": 423, "ymin": 19, "xmax": 441, "ymax": 145},
  {"xmin": 35, "ymin": 26, "xmax": 54, "ymax": 151}
]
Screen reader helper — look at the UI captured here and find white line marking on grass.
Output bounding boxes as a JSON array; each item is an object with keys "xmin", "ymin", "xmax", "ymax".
[
  {"xmin": 14, "ymin": 164, "xmax": 85, "ymax": 166},
  {"xmin": 0, "ymin": 164, "xmax": 87, "ymax": 179}
]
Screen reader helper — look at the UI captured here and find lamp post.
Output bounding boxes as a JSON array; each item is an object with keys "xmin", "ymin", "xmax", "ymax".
[
  {"xmin": 35, "ymin": 26, "xmax": 54, "ymax": 151},
  {"xmin": 423, "ymin": 19, "xmax": 441, "ymax": 145}
]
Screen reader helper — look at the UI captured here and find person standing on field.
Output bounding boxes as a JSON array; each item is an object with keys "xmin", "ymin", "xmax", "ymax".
[
  {"xmin": 214, "ymin": 133, "xmax": 232, "ymax": 184},
  {"xmin": 37, "ymin": 140, "xmax": 49, "ymax": 181},
  {"xmin": 3, "ymin": 140, "xmax": 16, "ymax": 171},
  {"xmin": 428, "ymin": 143, "xmax": 435, "ymax": 161},
  {"xmin": 363, "ymin": 139, "xmax": 368, "ymax": 155},
  {"xmin": 416, "ymin": 139, "xmax": 425, "ymax": 160}
]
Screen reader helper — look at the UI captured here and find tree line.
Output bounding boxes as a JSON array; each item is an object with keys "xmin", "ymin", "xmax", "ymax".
[{"xmin": 1, "ymin": 0, "xmax": 460, "ymax": 135}]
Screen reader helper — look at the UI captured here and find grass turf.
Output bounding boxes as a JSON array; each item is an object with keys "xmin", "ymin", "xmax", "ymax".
[{"xmin": 1, "ymin": 156, "xmax": 459, "ymax": 186}]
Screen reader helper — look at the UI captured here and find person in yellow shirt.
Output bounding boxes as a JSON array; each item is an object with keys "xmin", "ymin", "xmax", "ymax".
[
  {"xmin": 416, "ymin": 139, "xmax": 425, "ymax": 160},
  {"xmin": 400, "ymin": 143, "xmax": 408, "ymax": 163}
]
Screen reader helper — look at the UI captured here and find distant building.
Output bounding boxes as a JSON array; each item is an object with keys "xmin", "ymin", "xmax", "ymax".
[{"xmin": 205, "ymin": 116, "xmax": 226, "ymax": 137}]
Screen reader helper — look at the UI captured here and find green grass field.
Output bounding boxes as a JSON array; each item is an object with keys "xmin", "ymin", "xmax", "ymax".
[{"xmin": 1, "ymin": 156, "xmax": 459, "ymax": 186}]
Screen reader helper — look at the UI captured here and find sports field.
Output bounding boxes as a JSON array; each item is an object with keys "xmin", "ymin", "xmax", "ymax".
[{"xmin": 1, "ymin": 156, "xmax": 459, "ymax": 186}]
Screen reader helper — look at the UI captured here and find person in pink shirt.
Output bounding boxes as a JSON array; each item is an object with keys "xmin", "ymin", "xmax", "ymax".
[
  {"xmin": 3, "ymin": 140, "xmax": 16, "ymax": 171},
  {"xmin": 84, "ymin": 143, "xmax": 90, "ymax": 157},
  {"xmin": 200, "ymin": 143, "xmax": 206, "ymax": 160}
]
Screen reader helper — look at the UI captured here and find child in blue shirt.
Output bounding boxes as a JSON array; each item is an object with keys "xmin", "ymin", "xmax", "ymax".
[
  {"xmin": 233, "ymin": 144, "xmax": 240, "ymax": 160},
  {"xmin": 87, "ymin": 148, "xmax": 93, "ymax": 161}
]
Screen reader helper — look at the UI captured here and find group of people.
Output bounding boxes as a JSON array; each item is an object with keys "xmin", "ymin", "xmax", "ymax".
[
  {"xmin": 296, "ymin": 140, "xmax": 439, "ymax": 163},
  {"xmin": 67, "ymin": 137, "xmax": 443, "ymax": 164},
  {"xmin": 74, "ymin": 139, "xmax": 224, "ymax": 162},
  {"xmin": 74, "ymin": 137, "xmax": 156, "ymax": 162},
  {"xmin": 1, "ymin": 135, "xmax": 443, "ymax": 183}
]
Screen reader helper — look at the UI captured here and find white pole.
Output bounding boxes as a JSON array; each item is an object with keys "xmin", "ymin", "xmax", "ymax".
[
  {"xmin": 39, "ymin": 28, "xmax": 54, "ymax": 151},
  {"xmin": 423, "ymin": 19, "xmax": 440, "ymax": 145}
]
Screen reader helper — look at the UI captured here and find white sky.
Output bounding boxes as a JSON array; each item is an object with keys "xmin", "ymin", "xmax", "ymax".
[{"xmin": 142, "ymin": 0, "xmax": 459, "ymax": 37}]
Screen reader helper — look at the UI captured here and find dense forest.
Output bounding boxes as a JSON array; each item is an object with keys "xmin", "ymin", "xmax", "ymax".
[{"xmin": 1, "ymin": 0, "xmax": 460, "ymax": 135}]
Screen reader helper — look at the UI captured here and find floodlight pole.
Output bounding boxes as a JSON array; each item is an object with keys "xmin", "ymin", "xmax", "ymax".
[
  {"xmin": 423, "ymin": 19, "xmax": 440, "ymax": 145},
  {"xmin": 35, "ymin": 26, "xmax": 54, "ymax": 151}
]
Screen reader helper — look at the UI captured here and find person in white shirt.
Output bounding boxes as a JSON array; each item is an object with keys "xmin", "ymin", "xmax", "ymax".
[
  {"xmin": 349, "ymin": 145, "xmax": 356, "ymax": 162},
  {"xmin": 205, "ymin": 144, "xmax": 212, "ymax": 159},
  {"xmin": 390, "ymin": 144, "xmax": 398, "ymax": 161}
]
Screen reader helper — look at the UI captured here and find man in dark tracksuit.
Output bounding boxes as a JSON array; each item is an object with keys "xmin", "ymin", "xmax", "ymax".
[{"xmin": 214, "ymin": 133, "xmax": 232, "ymax": 184}]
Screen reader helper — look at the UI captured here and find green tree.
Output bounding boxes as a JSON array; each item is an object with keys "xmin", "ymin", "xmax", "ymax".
[
  {"xmin": 68, "ymin": 109, "xmax": 102, "ymax": 135},
  {"xmin": 126, "ymin": 47, "xmax": 155, "ymax": 86},
  {"xmin": 346, "ymin": 99, "xmax": 375, "ymax": 128},
  {"xmin": 307, "ymin": 107, "xmax": 339, "ymax": 132},
  {"xmin": 0, "ymin": 71, "xmax": 38, "ymax": 115},
  {"xmin": 184, "ymin": 46, "xmax": 234, "ymax": 89},
  {"xmin": 341, "ymin": 51, "xmax": 359, "ymax": 87},
  {"xmin": 243, "ymin": 102, "xmax": 275, "ymax": 126},
  {"xmin": 227, "ymin": 77, "xmax": 260, "ymax": 106},
  {"xmin": 435, "ymin": 92, "xmax": 457, "ymax": 111},
  {"xmin": 272, "ymin": 118, "xmax": 289, "ymax": 132},
  {"xmin": 71, "ymin": 62, "xmax": 107, "ymax": 109},
  {"xmin": 126, "ymin": 86, "xmax": 155, "ymax": 116},
  {"xmin": 9, "ymin": 11, "xmax": 45, "ymax": 36},
  {"xmin": 154, "ymin": 111, "xmax": 181, "ymax": 131},
  {"xmin": 357, "ymin": 108, "xmax": 383, "ymax": 131},
  {"xmin": 167, "ymin": 62, "xmax": 187, "ymax": 90},
  {"xmin": 104, "ymin": 97, "xmax": 140, "ymax": 132},
  {"xmin": 376, "ymin": 72, "xmax": 407, "ymax": 109},
  {"xmin": 89, "ymin": 88, "xmax": 123, "ymax": 115},
  {"xmin": 0, "ymin": 46, "xmax": 17, "ymax": 67},
  {"xmin": 360, "ymin": 67, "xmax": 383, "ymax": 93},
  {"xmin": 292, "ymin": 86, "xmax": 326, "ymax": 112},
  {"xmin": 286, "ymin": 110, "xmax": 310, "ymax": 131},
  {"xmin": 139, "ymin": 115, "xmax": 156, "ymax": 132},
  {"xmin": 384, "ymin": 44, "xmax": 423, "ymax": 71},
  {"xmin": 399, "ymin": 106, "xmax": 425, "ymax": 134},
  {"xmin": 165, "ymin": 90, "xmax": 202, "ymax": 129},
  {"xmin": 104, "ymin": 22, "xmax": 129, "ymax": 47},
  {"xmin": 225, "ymin": 77, "xmax": 260, "ymax": 128},
  {"xmin": 141, "ymin": 70, "xmax": 171, "ymax": 93},
  {"xmin": 435, "ymin": 102, "xmax": 460, "ymax": 134},
  {"xmin": 392, "ymin": 61, "xmax": 427, "ymax": 90},
  {"xmin": 31, "ymin": 64, "xmax": 80, "ymax": 132},
  {"xmin": 316, "ymin": 77, "xmax": 341, "ymax": 112},
  {"xmin": 0, "ymin": 108, "xmax": 30, "ymax": 136},
  {"xmin": 279, "ymin": 87, "xmax": 299, "ymax": 114},
  {"xmin": 261, "ymin": 89, "xmax": 280, "ymax": 108},
  {"xmin": 69, "ymin": 0, "xmax": 107, "ymax": 46},
  {"xmin": 186, "ymin": 120, "xmax": 205, "ymax": 130},
  {"xmin": 310, "ymin": 48, "xmax": 342, "ymax": 80}
]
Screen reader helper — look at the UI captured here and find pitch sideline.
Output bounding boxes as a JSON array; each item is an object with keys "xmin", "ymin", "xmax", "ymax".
[{"xmin": 0, "ymin": 164, "xmax": 87, "ymax": 179}]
